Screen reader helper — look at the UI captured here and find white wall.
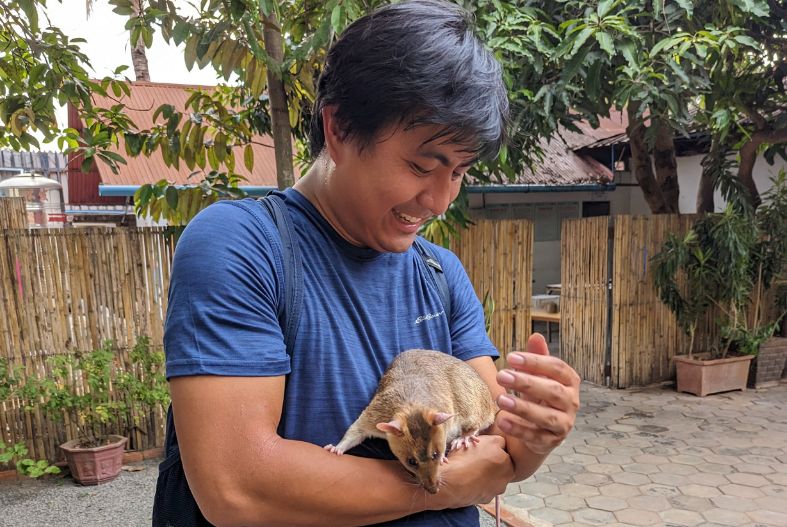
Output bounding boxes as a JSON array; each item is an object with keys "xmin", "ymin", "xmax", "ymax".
[{"xmin": 677, "ymin": 155, "xmax": 787, "ymax": 213}]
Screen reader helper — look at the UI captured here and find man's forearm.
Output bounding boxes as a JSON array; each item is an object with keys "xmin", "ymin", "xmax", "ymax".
[{"xmin": 194, "ymin": 436, "xmax": 444, "ymax": 527}]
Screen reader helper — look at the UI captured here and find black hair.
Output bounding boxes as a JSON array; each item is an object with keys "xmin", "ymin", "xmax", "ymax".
[{"xmin": 309, "ymin": 0, "xmax": 509, "ymax": 161}]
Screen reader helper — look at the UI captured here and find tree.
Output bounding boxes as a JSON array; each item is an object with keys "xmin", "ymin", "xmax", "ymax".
[
  {"xmin": 469, "ymin": 0, "xmax": 785, "ymax": 214},
  {"xmin": 91, "ymin": 0, "xmax": 153, "ymax": 81},
  {"xmin": 694, "ymin": 1, "xmax": 787, "ymax": 211}
]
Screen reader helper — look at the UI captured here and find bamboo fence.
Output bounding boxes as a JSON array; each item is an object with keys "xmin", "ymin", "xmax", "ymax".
[
  {"xmin": 560, "ymin": 217, "xmax": 610, "ymax": 385},
  {"xmin": 560, "ymin": 214, "xmax": 761, "ymax": 388},
  {"xmin": 452, "ymin": 219, "xmax": 533, "ymax": 366},
  {"xmin": 0, "ymin": 197, "xmax": 29, "ymax": 229},
  {"xmin": 610, "ymin": 215, "xmax": 703, "ymax": 388},
  {"xmin": 0, "ymin": 227, "xmax": 173, "ymax": 468}
]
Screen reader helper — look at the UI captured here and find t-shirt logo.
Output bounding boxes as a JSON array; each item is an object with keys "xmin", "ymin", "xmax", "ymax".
[{"xmin": 415, "ymin": 310, "xmax": 444, "ymax": 325}]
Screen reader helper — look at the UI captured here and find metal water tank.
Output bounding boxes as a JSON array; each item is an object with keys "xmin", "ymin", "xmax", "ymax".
[{"xmin": 0, "ymin": 172, "xmax": 66, "ymax": 228}]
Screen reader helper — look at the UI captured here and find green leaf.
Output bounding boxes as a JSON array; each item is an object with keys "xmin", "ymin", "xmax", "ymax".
[
  {"xmin": 19, "ymin": 0, "xmax": 39, "ymax": 33},
  {"xmin": 244, "ymin": 144, "xmax": 254, "ymax": 172},
  {"xmin": 675, "ymin": 0, "xmax": 694, "ymax": 17},
  {"xmin": 165, "ymin": 186, "xmax": 179, "ymax": 210},
  {"xmin": 730, "ymin": 0, "xmax": 769, "ymax": 17},
  {"xmin": 597, "ymin": 0, "xmax": 616, "ymax": 17},
  {"xmin": 733, "ymin": 35, "xmax": 759, "ymax": 49},
  {"xmin": 569, "ymin": 27, "xmax": 595, "ymax": 58},
  {"xmin": 561, "ymin": 45, "xmax": 590, "ymax": 81},
  {"xmin": 184, "ymin": 35, "xmax": 199, "ymax": 71},
  {"xmin": 620, "ymin": 41, "xmax": 638, "ymax": 68},
  {"xmin": 595, "ymin": 32, "xmax": 615, "ymax": 57},
  {"xmin": 260, "ymin": 0, "xmax": 275, "ymax": 17},
  {"xmin": 331, "ymin": 4, "xmax": 346, "ymax": 35}
]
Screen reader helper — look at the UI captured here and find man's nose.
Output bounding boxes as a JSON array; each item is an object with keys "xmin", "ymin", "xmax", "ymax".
[{"xmin": 418, "ymin": 174, "xmax": 457, "ymax": 216}]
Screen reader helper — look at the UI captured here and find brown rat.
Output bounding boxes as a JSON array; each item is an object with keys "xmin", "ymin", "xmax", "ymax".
[{"xmin": 324, "ymin": 348, "xmax": 497, "ymax": 494}]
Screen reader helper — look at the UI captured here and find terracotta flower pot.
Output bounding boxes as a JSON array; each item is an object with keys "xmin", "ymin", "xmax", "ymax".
[
  {"xmin": 60, "ymin": 434, "xmax": 127, "ymax": 485},
  {"xmin": 673, "ymin": 353, "xmax": 754, "ymax": 397}
]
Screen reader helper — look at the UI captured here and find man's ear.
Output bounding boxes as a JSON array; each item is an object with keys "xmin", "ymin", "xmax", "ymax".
[{"xmin": 322, "ymin": 105, "xmax": 348, "ymax": 165}]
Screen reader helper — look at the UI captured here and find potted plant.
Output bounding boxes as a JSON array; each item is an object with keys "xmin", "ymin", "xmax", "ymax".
[
  {"xmin": 652, "ymin": 172, "xmax": 787, "ymax": 396},
  {"xmin": 3, "ymin": 337, "xmax": 168, "ymax": 485}
]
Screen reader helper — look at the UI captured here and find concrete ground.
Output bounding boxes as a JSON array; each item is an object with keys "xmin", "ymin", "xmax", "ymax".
[{"xmin": 497, "ymin": 380, "xmax": 787, "ymax": 527}]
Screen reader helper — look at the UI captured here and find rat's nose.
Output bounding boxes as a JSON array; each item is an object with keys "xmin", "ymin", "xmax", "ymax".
[{"xmin": 425, "ymin": 485, "xmax": 439, "ymax": 494}]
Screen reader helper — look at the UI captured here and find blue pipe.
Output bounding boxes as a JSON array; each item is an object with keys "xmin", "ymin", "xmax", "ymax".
[
  {"xmin": 101, "ymin": 183, "xmax": 615, "ymax": 197},
  {"xmin": 98, "ymin": 184, "xmax": 277, "ymax": 197},
  {"xmin": 466, "ymin": 183, "xmax": 616, "ymax": 193}
]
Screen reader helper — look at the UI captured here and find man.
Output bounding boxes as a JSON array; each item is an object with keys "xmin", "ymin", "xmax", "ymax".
[{"xmin": 153, "ymin": 1, "xmax": 580, "ymax": 526}]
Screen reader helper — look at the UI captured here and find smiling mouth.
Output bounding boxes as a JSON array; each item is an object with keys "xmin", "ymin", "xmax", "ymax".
[{"xmin": 393, "ymin": 209, "xmax": 425, "ymax": 225}]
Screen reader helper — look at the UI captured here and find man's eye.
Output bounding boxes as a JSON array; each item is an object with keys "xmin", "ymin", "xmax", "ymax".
[
  {"xmin": 407, "ymin": 457, "xmax": 419, "ymax": 467},
  {"xmin": 409, "ymin": 162, "xmax": 430, "ymax": 175},
  {"xmin": 451, "ymin": 171, "xmax": 464, "ymax": 181}
]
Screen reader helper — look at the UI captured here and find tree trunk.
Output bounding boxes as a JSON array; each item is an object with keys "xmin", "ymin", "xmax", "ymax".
[
  {"xmin": 736, "ymin": 123, "xmax": 787, "ymax": 210},
  {"xmin": 131, "ymin": 42, "xmax": 150, "ymax": 81},
  {"xmin": 738, "ymin": 139, "xmax": 763, "ymax": 210},
  {"xmin": 130, "ymin": 1, "xmax": 150, "ymax": 81},
  {"xmin": 627, "ymin": 103, "xmax": 669, "ymax": 213},
  {"xmin": 262, "ymin": 12, "xmax": 295, "ymax": 190},
  {"xmin": 697, "ymin": 135, "xmax": 722, "ymax": 213},
  {"xmin": 653, "ymin": 118, "xmax": 679, "ymax": 213}
]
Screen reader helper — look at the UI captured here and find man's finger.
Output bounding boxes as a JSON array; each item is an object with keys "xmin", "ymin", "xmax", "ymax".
[{"xmin": 527, "ymin": 332, "xmax": 550, "ymax": 356}]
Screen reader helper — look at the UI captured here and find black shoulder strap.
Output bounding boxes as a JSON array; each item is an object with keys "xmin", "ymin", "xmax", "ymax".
[
  {"xmin": 413, "ymin": 237, "xmax": 452, "ymax": 321},
  {"xmin": 257, "ymin": 192, "xmax": 303, "ymax": 358}
]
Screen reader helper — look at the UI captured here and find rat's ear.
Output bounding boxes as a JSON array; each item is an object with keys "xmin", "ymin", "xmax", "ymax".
[
  {"xmin": 431, "ymin": 412, "xmax": 455, "ymax": 426},
  {"xmin": 376, "ymin": 419, "xmax": 404, "ymax": 436}
]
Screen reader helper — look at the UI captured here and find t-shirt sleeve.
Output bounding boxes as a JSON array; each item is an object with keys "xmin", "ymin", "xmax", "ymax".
[
  {"xmin": 163, "ymin": 200, "xmax": 290, "ymax": 379},
  {"xmin": 431, "ymin": 244, "xmax": 500, "ymax": 362}
]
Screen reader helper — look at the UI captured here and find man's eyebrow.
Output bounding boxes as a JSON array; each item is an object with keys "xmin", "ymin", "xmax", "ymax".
[{"xmin": 418, "ymin": 150, "xmax": 477, "ymax": 168}]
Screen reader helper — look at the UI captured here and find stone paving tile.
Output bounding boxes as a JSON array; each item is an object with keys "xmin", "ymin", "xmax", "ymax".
[
  {"xmin": 584, "ymin": 495, "xmax": 627, "ymax": 512},
  {"xmin": 659, "ymin": 508, "xmax": 706, "ymax": 526},
  {"xmin": 598, "ymin": 483, "xmax": 641, "ymax": 498},
  {"xmin": 747, "ymin": 509, "xmax": 787, "ymax": 525},
  {"xmin": 558, "ymin": 483, "xmax": 600, "ymax": 498},
  {"xmin": 501, "ymin": 382, "xmax": 787, "ymax": 527},
  {"xmin": 614, "ymin": 508, "xmax": 663, "ymax": 525},
  {"xmin": 701, "ymin": 508, "xmax": 752, "ymax": 526},
  {"xmin": 681, "ymin": 484, "xmax": 722, "ymax": 498}
]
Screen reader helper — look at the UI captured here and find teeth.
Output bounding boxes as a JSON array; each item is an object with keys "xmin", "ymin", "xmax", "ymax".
[{"xmin": 395, "ymin": 210, "xmax": 421, "ymax": 224}]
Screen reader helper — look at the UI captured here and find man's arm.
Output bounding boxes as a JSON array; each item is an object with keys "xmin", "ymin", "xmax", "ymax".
[
  {"xmin": 466, "ymin": 334, "xmax": 580, "ymax": 482},
  {"xmin": 171, "ymin": 374, "xmax": 513, "ymax": 527}
]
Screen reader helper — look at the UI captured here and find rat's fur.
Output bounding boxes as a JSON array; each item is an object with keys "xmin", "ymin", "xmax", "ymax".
[{"xmin": 325, "ymin": 349, "xmax": 496, "ymax": 494}]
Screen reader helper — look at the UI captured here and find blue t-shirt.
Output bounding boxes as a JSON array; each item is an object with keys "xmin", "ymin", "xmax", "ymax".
[{"xmin": 164, "ymin": 188, "xmax": 499, "ymax": 526}]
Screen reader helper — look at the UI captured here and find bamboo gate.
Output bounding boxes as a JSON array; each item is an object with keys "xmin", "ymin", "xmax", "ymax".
[
  {"xmin": 452, "ymin": 219, "xmax": 534, "ymax": 365},
  {"xmin": 560, "ymin": 214, "xmax": 736, "ymax": 388},
  {"xmin": 0, "ymin": 227, "xmax": 173, "ymax": 469}
]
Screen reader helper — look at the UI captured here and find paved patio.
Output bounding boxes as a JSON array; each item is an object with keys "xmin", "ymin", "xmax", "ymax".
[{"xmin": 492, "ymin": 380, "xmax": 787, "ymax": 527}]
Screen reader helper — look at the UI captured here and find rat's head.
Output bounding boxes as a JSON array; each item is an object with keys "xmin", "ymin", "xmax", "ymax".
[{"xmin": 376, "ymin": 409, "xmax": 454, "ymax": 494}]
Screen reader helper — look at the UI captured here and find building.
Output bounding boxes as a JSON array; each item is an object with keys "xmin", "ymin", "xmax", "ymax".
[{"xmin": 66, "ymin": 81, "xmax": 286, "ymax": 225}]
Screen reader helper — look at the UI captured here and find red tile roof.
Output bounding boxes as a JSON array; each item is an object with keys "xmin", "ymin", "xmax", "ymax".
[{"xmin": 80, "ymin": 81, "xmax": 297, "ymax": 187}]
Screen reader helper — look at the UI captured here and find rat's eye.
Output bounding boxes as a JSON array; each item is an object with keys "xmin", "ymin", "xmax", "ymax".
[
  {"xmin": 407, "ymin": 457, "xmax": 419, "ymax": 467},
  {"xmin": 432, "ymin": 451, "xmax": 440, "ymax": 460}
]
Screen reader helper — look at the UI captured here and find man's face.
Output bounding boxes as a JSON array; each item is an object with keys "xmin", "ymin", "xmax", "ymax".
[{"xmin": 327, "ymin": 123, "xmax": 477, "ymax": 253}]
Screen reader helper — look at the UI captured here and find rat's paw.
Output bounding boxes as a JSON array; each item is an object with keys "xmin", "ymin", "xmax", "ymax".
[
  {"xmin": 449, "ymin": 435, "xmax": 480, "ymax": 451},
  {"xmin": 323, "ymin": 444, "xmax": 345, "ymax": 455}
]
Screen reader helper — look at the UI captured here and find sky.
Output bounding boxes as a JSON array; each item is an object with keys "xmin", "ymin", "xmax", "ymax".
[{"xmin": 44, "ymin": 1, "xmax": 221, "ymax": 144}]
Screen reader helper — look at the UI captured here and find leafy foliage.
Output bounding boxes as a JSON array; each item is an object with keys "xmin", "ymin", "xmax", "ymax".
[
  {"xmin": 0, "ymin": 337, "xmax": 169, "ymax": 449},
  {"xmin": 0, "ymin": 440, "xmax": 61, "ymax": 478},
  {"xmin": 652, "ymin": 171, "xmax": 787, "ymax": 358}
]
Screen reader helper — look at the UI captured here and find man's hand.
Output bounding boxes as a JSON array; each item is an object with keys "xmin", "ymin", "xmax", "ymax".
[
  {"xmin": 494, "ymin": 333, "xmax": 581, "ymax": 455},
  {"xmin": 427, "ymin": 435, "xmax": 513, "ymax": 510}
]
